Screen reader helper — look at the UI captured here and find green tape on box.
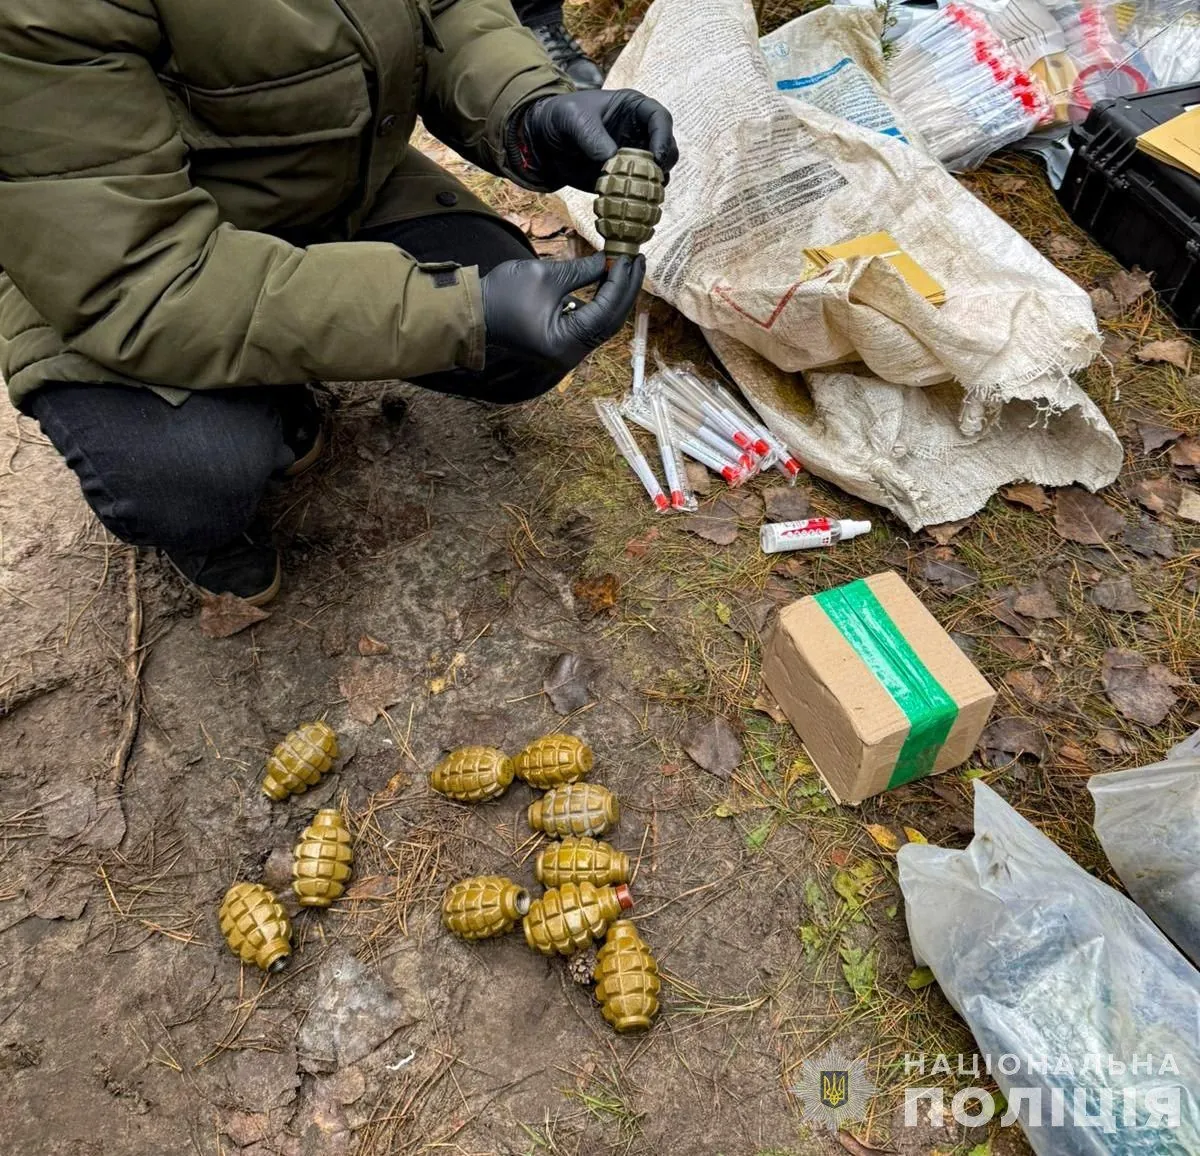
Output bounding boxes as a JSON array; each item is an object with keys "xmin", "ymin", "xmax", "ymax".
[{"xmin": 814, "ymin": 580, "xmax": 959, "ymax": 789}]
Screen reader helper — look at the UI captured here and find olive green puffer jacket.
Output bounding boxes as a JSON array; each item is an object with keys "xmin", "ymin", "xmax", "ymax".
[{"xmin": 0, "ymin": 0, "xmax": 571, "ymax": 408}]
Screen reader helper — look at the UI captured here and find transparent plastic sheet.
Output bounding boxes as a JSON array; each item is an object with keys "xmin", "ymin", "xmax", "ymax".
[
  {"xmin": 899, "ymin": 781, "xmax": 1200, "ymax": 1154},
  {"xmin": 1089, "ymin": 730, "xmax": 1200, "ymax": 968}
]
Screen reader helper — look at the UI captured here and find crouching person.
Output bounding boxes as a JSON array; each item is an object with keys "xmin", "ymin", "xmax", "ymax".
[{"xmin": 0, "ymin": 0, "xmax": 676, "ymax": 603}]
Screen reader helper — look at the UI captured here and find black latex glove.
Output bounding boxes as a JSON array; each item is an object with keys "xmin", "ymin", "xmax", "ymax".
[
  {"xmin": 514, "ymin": 89, "xmax": 678, "ymax": 192},
  {"xmin": 481, "ymin": 253, "xmax": 644, "ymax": 373}
]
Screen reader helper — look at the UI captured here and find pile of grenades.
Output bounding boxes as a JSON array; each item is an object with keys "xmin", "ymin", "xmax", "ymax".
[
  {"xmin": 218, "ymin": 721, "xmax": 354, "ymax": 972},
  {"xmin": 434, "ymin": 734, "xmax": 661, "ymax": 1034}
]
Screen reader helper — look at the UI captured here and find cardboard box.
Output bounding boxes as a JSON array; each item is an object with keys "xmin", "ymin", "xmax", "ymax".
[{"xmin": 763, "ymin": 571, "xmax": 996, "ymax": 805}]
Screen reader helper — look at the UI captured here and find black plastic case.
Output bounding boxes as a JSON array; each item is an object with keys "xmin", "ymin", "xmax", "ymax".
[{"xmin": 1058, "ymin": 84, "xmax": 1200, "ymax": 335}]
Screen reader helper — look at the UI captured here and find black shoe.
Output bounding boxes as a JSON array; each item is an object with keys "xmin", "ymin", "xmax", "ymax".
[
  {"xmin": 530, "ymin": 20, "xmax": 605, "ymax": 90},
  {"xmin": 165, "ymin": 532, "xmax": 282, "ymax": 606},
  {"xmin": 281, "ymin": 385, "xmax": 327, "ymax": 478}
]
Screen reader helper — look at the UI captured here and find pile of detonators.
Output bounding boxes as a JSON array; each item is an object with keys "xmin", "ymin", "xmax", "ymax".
[
  {"xmin": 435, "ymin": 735, "xmax": 660, "ymax": 1034},
  {"xmin": 215, "ymin": 724, "xmax": 659, "ymax": 1034}
]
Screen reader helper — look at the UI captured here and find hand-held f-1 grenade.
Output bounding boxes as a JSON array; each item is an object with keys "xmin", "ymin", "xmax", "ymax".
[
  {"xmin": 513, "ymin": 734, "xmax": 594, "ymax": 789},
  {"xmin": 430, "ymin": 746, "xmax": 514, "ymax": 803},
  {"xmin": 292, "ymin": 809, "xmax": 354, "ymax": 908},
  {"xmin": 529, "ymin": 783, "xmax": 619, "ymax": 838},
  {"xmin": 219, "ymin": 882, "xmax": 292, "ymax": 972},
  {"xmin": 594, "ymin": 148, "xmax": 664, "ymax": 262},
  {"xmin": 523, "ymin": 881, "xmax": 633, "ymax": 956},
  {"xmin": 442, "ymin": 875, "xmax": 531, "ymax": 940},
  {"xmin": 594, "ymin": 920, "xmax": 660, "ymax": 1032},
  {"xmin": 535, "ymin": 836, "xmax": 630, "ymax": 888},
  {"xmin": 262, "ymin": 721, "xmax": 338, "ymax": 801}
]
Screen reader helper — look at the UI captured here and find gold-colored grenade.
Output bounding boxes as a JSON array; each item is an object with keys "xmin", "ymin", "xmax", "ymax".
[
  {"xmin": 430, "ymin": 746, "xmax": 514, "ymax": 803},
  {"xmin": 594, "ymin": 148, "xmax": 665, "ymax": 261},
  {"xmin": 513, "ymin": 734, "xmax": 594, "ymax": 789},
  {"xmin": 535, "ymin": 836, "xmax": 631, "ymax": 888},
  {"xmin": 292, "ymin": 809, "xmax": 354, "ymax": 908},
  {"xmin": 442, "ymin": 875, "xmax": 531, "ymax": 940},
  {"xmin": 528, "ymin": 783, "xmax": 619, "ymax": 838},
  {"xmin": 522, "ymin": 882, "xmax": 633, "ymax": 956},
  {"xmin": 219, "ymin": 882, "xmax": 292, "ymax": 972},
  {"xmin": 262, "ymin": 721, "xmax": 338, "ymax": 801},
  {"xmin": 594, "ymin": 920, "xmax": 660, "ymax": 1032}
]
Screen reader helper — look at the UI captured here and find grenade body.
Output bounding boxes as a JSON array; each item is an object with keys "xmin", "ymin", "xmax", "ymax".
[
  {"xmin": 594, "ymin": 920, "xmax": 660, "ymax": 1032},
  {"xmin": 535, "ymin": 837, "xmax": 630, "ymax": 888},
  {"xmin": 514, "ymin": 734, "xmax": 594, "ymax": 789},
  {"xmin": 442, "ymin": 876, "xmax": 531, "ymax": 940},
  {"xmin": 529, "ymin": 783, "xmax": 619, "ymax": 838},
  {"xmin": 430, "ymin": 746, "xmax": 514, "ymax": 803},
  {"xmin": 594, "ymin": 148, "xmax": 665, "ymax": 260},
  {"xmin": 262, "ymin": 721, "xmax": 338, "ymax": 801},
  {"xmin": 522, "ymin": 882, "xmax": 633, "ymax": 956},
  {"xmin": 292, "ymin": 809, "xmax": 354, "ymax": 907},
  {"xmin": 220, "ymin": 883, "xmax": 292, "ymax": 972}
]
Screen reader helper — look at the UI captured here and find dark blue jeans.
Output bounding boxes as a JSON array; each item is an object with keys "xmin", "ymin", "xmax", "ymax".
[{"xmin": 27, "ymin": 213, "xmax": 554, "ymax": 553}]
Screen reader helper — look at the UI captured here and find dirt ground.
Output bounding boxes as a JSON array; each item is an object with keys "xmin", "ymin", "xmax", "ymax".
[{"xmin": 3, "ymin": 8, "xmax": 1200, "ymax": 1156}]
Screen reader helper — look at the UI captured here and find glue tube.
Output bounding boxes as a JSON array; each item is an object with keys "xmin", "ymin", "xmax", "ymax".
[
  {"xmin": 760, "ymin": 518, "xmax": 872, "ymax": 553},
  {"xmin": 595, "ymin": 398, "xmax": 670, "ymax": 512}
]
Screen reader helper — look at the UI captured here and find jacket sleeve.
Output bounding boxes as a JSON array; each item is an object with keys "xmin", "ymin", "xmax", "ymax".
[
  {"xmin": 420, "ymin": 0, "xmax": 573, "ymax": 184},
  {"xmin": 0, "ymin": 6, "xmax": 485, "ymax": 391}
]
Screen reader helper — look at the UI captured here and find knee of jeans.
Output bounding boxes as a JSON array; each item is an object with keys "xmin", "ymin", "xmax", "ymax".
[{"xmin": 95, "ymin": 453, "xmax": 270, "ymax": 552}]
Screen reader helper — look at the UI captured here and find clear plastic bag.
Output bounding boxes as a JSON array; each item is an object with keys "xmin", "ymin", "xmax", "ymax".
[
  {"xmin": 1089, "ymin": 731, "xmax": 1200, "ymax": 969},
  {"xmin": 898, "ymin": 781, "xmax": 1200, "ymax": 1154}
]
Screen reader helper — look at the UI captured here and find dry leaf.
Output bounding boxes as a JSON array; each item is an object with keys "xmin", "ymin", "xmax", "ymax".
[
  {"xmin": 687, "ymin": 506, "xmax": 739, "ymax": 546},
  {"xmin": 1089, "ymin": 575, "xmax": 1150, "ymax": 613},
  {"xmin": 528, "ymin": 210, "xmax": 566, "ymax": 239},
  {"xmin": 864, "ymin": 823, "xmax": 900, "ymax": 852},
  {"xmin": 719, "ymin": 490, "xmax": 764, "ymax": 520},
  {"xmin": 991, "ymin": 636, "xmax": 1036, "ymax": 660},
  {"xmin": 1135, "ymin": 339, "xmax": 1191, "ymax": 370},
  {"xmin": 1102, "ymin": 333, "xmax": 1135, "ymax": 361},
  {"xmin": 1046, "ymin": 234, "xmax": 1083, "ymax": 261},
  {"xmin": 993, "ymin": 175, "xmax": 1028, "ymax": 193},
  {"xmin": 903, "ymin": 826, "xmax": 928, "ymax": 844},
  {"xmin": 1004, "ymin": 669, "xmax": 1048, "ymax": 704},
  {"xmin": 1131, "ymin": 475, "xmax": 1181, "ymax": 514},
  {"xmin": 624, "ymin": 528, "xmax": 660, "ymax": 559},
  {"xmin": 1123, "ymin": 516, "xmax": 1176, "ymax": 559},
  {"xmin": 1101, "ymin": 649, "xmax": 1183, "ymax": 727},
  {"xmin": 685, "ymin": 461, "xmax": 713, "ymax": 495},
  {"xmin": 1137, "ymin": 422, "xmax": 1185, "ymax": 455},
  {"xmin": 1089, "ymin": 288, "xmax": 1120, "ymax": 319},
  {"xmin": 1106, "ymin": 268, "xmax": 1152, "ymax": 308},
  {"xmin": 986, "ymin": 587, "xmax": 1034, "ymax": 637},
  {"xmin": 572, "ymin": 573, "xmax": 620, "ymax": 616},
  {"xmin": 682, "ymin": 716, "xmax": 743, "ymax": 778},
  {"xmin": 1096, "ymin": 728, "xmax": 1136, "ymax": 756},
  {"xmin": 829, "ymin": 847, "xmax": 852, "ymax": 868},
  {"xmin": 835, "ymin": 1129, "xmax": 897, "ymax": 1156},
  {"xmin": 199, "ymin": 593, "xmax": 271, "ymax": 639},
  {"xmin": 1170, "ymin": 437, "xmax": 1200, "ymax": 468},
  {"xmin": 1058, "ymin": 741, "xmax": 1089, "ymax": 764},
  {"xmin": 1002, "ymin": 483, "xmax": 1051, "ymax": 512},
  {"xmin": 922, "ymin": 553, "xmax": 978, "ymax": 592},
  {"xmin": 357, "ymin": 634, "xmax": 390, "ymax": 657},
  {"xmin": 763, "ymin": 486, "xmax": 812, "ymax": 522},
  {"xmin": 1054, "ymin": 488, "xmax": 1126, "ymax": 545},
  {"xmin": 752, "ymin": 689, "xmax": 789, "ymax": 725},
  {"xmin": 926, "ymin": 519, "xmax": 970, "ymax": 546},
  {"xmin": 543, "ymin": 653, "xmax": 604, "ymax": 714},
  {"xmin": 979, "ymin": 717, "xmax": 1049, "ymax": 767},
  {"xmin": 1177, "ymin": 489, "xmax": 1200, "ymax": 524},
  {"xmin": 338, "ymin": 660, "xmax": 403, "ymax": 725},
  {"xmin": 1012, "ymin": 579, "xmax": 1061, "ymax": 620}
]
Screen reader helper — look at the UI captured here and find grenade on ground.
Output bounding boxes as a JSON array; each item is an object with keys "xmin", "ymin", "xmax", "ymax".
[
  {"xmin": 522, "ymin": 881, "xmax": 633, "ymax": 956},
  {"xmin": 430, "ymin": 746, "xmax": 514, "ymax": 803},
  {"xmin": 513, "ymin": 734, "xmax": 594, "ymax": 789},
  {"xmin": 442, "ymin": 875, "xmax": 531, "ymax": 940},
  {"xmin": 219, "ymin": 882, "xmax": 292, "ymax": 972},
  {"xmin": 593, "ymin": 148, "xmax": 665, "ymax": 262},
  {"xmin": 292, "ymin": 809, "xmax": 354, "ymax": 908},
  {"xmin": 535, "ymin": 836, "xmax": 630, "ymax": 888},
  {"xmin": 262, "ymin": 721, "xmax": 338, "ymax": 801},
  {"xmin": 528, "ymin": 783, "xmax": 619, "ymax": 839},
  {"xmin": 593, "ymin": 920, "xmax": 660, "ymax": 1033}
]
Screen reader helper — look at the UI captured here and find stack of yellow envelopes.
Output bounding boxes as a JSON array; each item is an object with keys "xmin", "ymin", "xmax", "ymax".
[
  {"xmin": 1136, "ymin": 106, "xmax": 1200, "ymax": 179},
  {"xmin": 804, "ymin": 231, "xmax": 946, "ymax": 306}
]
